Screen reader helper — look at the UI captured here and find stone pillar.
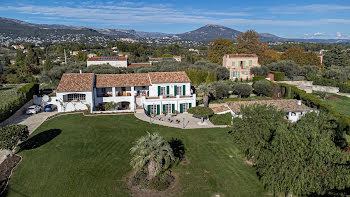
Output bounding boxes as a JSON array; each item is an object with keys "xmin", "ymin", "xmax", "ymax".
[{"xmin": 112, "ymin": 87, "xmax": 116, "ymax": 98}]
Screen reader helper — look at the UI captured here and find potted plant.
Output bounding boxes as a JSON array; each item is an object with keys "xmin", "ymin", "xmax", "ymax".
[
  {"xmin": 168, "ymin": 117, "xmax": 171, "ymax": 123},
  {"xmin": 151, "ymin": 111, "xmax": 155, "ymax": 118},
  {"xmin": 173, "ymin": 110, "xmax": 178, "ymax": 116},
  {"xmin": 175, "ymin": 119, "xmax": 180, "ymax": 124},
  {"xmin": 163, "ymin": 110, "xmax": 166, "ymax": 117}
]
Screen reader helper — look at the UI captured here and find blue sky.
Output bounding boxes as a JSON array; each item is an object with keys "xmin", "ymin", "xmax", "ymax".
[{"xmin": 1, "ymin": 0, "xmax": 350, "ymax": 39}]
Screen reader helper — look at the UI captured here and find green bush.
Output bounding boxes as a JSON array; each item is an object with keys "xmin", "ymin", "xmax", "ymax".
[
  {"xmin": 339, "ymin": 83, "xmax": 350, "ymax": 93},
  {"xmin": 0, "ymin": 125, "xmax": 29, "ymax": 150},
  {"xmin": 253, "ymin": 76, "xmax": 266, "ymax": 82},
  {"xmin": 187, "ymin": 106, "xmax": 213, "ymax": 117},
  {"xmin": 253, "ymin": 80, "xmax": 272, "ymax": 97},
  {"xmin": 210, "ymin": 113, "xmax": 232, "ymax": 125},
  {"xmin": 0, "ymin": 83, "xmax": 39, "ymax": 123},
  {"xmin": 104, "ymin": 102, "xmax": 117, "ymax": 111},
  {"xmin": 232, "ymin": 83, "xmax": 252, "ymax": 98},
  {"xmin": 271, "ymin": 72, "xmax": 285, "ymax": 81}
]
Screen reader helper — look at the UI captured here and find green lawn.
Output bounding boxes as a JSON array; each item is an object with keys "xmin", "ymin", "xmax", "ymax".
[
  {"xmin": 0, "ymin": 84, "xmax": 24, "ymax": 106},
  {"xmin": 7, "ymin": 114, "xmax": 267, "ymax": 197},
  {"xmin": 317, "ymin": 93, "xmax": 350, "ymax": 117}
]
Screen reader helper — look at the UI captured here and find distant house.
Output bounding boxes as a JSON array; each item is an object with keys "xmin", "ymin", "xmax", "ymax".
[
  {"xmin": 87, "ymin": 53, "xmax": 97, "ymax": 58},
  {"xmin": 128, "ymin": 63, "xmax": 151, "ymax": 68},
  {"xmin": 71, "ymin": 51, "xmax": 79, "ymax": 56},
  {"xmin": 87, "ymin": 56, "xmax": 128, "ymax": 67},
  {"xmin": 52, "ymin": 71, "xmax": 196, "ymax": 114},
  {"xmin": 211, "ymin": 99, "xmax": 314, "ymax": 123},
  {"xmin": 223, "ymin": 54, "xmax": 261, "ymax": 80},
  {"xmin": 12, "ymin": 44, "xmax": 24, "ymax": 50},
  {"xmin": 148, "ymin": 56, "xmax": 182, "ymax": 64}
]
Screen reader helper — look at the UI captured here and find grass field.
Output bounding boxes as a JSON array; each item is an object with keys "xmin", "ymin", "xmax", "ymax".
[
  {"xmin": 7, "ymin": 114, "xmax": 267, "ymax": 197},
  {"xmin": 0, "ymin": 84, "xmax": 24, "ymax": 106},
  {"xmin": 315, "ymin": 93, "xmax": 350, "ymax": 117}
]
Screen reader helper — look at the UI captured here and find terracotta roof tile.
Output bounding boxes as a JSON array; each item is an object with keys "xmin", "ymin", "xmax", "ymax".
[
  {"xmin": 56, "ymin": 73, "xmax": 94, "ymax": 92},
  {"xmin": 148, "ymin": 72, "xmax": 191, "ymax": 83},
  {"xmin": 226, "ymin": 99, "xmax": 312, "ymax": 113},
  {"xmin": 225, "ymin": 54, "xmax": 258, "ymax": 58},
  {"xmin": 95, "ymin": 73, "xmax": 150, "ymax": 87},
  {"xmin": 87, "ymin": 56, "xmax": 127, "ymax": 61}
]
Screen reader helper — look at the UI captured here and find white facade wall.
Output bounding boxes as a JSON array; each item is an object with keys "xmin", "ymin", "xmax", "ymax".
[
  {"xmin": 149, "ymin": 82, "xmax": 191, "ymax": 97},
  {"xmin": 56, "ymin": 91, "xmax": 93, "ymax": 113},
  {"xmin": 142, "ymin": 94, "xmax": 196, "ymax": 114},
  {"xmin": 87, "ymin": 60, "xmax": 127, "ymax": 67}
]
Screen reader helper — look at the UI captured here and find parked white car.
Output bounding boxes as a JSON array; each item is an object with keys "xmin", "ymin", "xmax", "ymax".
[{"xmin": 26, "ymin": 105, "xmax": 41, "ymax": 115}]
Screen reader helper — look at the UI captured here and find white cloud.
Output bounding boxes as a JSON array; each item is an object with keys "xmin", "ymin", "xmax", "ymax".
[
  {"xmin": 336, "ymin": 32, "xmax": 343, "ymax": 38},
  {"xmin": 269, "ymin": 4, "xmax": 350, "ymax": 14}
]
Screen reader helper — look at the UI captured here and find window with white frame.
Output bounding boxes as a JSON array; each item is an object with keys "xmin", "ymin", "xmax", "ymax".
[
  {"xmin": 160, "ymin": 87, "xmax": 166, "ymax": 96},
  {"xmin": 150, "ymin": 105, "xmax": 157, "ymax": 114},
  {"xmin": 182, "ymin": 103, "xmax": 189, "ymax": 112},
  {"xmin": 177, "ymin": 86, "xmax": 182, "ymax": 96},
  {"xmin": 67, "ymin": 94, "xmax": 86, "ymax": 102}
]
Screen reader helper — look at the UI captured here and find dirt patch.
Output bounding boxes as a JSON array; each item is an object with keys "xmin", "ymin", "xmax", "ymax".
[
  {"xmin": 126, "ymin": 172, "xmax": 179, "ymax": 197},
  {"xmin": 327, "ymin": 96, "xmax": 341, "ymax": 101},
  {"xmin": 244, "ymin": 158, "xmax": 256, "ymax": 166},
  {"xmin": 0, "ymin": 155, "xmax": 22, "ymax": 195}
]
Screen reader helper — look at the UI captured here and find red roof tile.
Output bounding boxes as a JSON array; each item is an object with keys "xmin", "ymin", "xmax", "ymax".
[
  {"xmin": 148, "ymin": 72, "xmax": 191, "ymax": 83},
  {"xmin": 87, "ymin": 56, "xmax": 127, "ymax": 61},
  {"xmin": 95, "ymin": 73, "xmax": 151, "ymax": 87},
  {"xmin": 225, "ymin": 54, "xmax": 258, "ymax": 58},
  {"xmin": 56, "ymin": 73, "xmax": 94, "ymax": 92}
]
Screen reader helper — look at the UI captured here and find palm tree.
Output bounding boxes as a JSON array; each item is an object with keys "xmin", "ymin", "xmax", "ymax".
[
  {"xmin": 130, "ymin": 132, "xmax": 175, "ymax": 180},
  {"xmin": 197, "ymin": 83, "xmax": 214, "ymax": 107}
]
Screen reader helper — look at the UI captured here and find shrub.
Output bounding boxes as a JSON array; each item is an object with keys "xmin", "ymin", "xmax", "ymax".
[
  {"xmin": 0, "ymin": 125, "xmax": 29, "ymax": 150},
  {"xmin": 104, "ymin": 102, "xmax": 117, "ymax": 111},
  {"xmin": 253, "ymin": 76, "xmax": 266, "ymax": 82},
  {"xmin": 251, "ymin": 66, "xmax": 269, "ymax": 76},
  {"xmin": 0, "ymin": 83, "xmax": 39, "ymax": 123},
  {"xmin": 339, "ymin": 83, "xmax": 350, "ymax": 93},
  {"xmin": 210, "ymin": 113, "xmax": 232, "ymax": 125},
  {"xmin": 271, "ymin": 72, "xmax": 285, "ymax": 81},
  {"xmin": 187, "ymin": 106, "xmax": 213, "ymax": 117},
  {"xmin": 232, "ymin": 83, "xmax": 252, "ymax": 98},
  {"xmin": 253, "ymin": 80, "xmax": 272, "ymax": 97},
  {"xmin": 210, "ymin": 81, "xmax": 230, "ymax": 99}
]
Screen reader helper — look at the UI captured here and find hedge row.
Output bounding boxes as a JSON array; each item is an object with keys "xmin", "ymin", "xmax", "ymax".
[
  {"xmin": 271, "ymin": 72, "xmax": 285, "ymax": 81},
  {"xmin": 0, "ymin": 83, "xmax": 39, "ymax": 123},
  {"xmin": 278, "ymin": 83, "xmax": 350, "ymax": 133}
]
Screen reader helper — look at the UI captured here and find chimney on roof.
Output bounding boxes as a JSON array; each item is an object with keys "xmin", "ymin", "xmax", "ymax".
[
  {"xmin": 79, "ymin": 70, "xmax": 82, "ymax": 74},
  {"xmin": 297, "ymin": 100, "xmax": 302, "ymax": 106}
]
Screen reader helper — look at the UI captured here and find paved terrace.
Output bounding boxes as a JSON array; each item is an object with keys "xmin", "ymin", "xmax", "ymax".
[{"xmin": 134, "ymin": 111, "xmax": 227, "ymax": 129}]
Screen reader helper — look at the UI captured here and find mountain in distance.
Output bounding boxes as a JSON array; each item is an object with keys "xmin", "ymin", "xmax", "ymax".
[
  {"xmin": 174, "ymin": 24, "xmax": 288, "ymax": 42},
  {"xmin": 0, "ymin": 17, "xmax": 349, "ymax": 43}
]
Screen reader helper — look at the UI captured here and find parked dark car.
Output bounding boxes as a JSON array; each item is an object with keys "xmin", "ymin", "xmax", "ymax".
[{"xmin": 44, "ymin": 104, "xmax": 57, "ymax": 112}]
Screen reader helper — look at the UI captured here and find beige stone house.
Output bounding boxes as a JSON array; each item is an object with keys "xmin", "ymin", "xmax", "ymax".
[{"xmin": 223, "ymin": 54, "xmax": 260, "ymax": 80}]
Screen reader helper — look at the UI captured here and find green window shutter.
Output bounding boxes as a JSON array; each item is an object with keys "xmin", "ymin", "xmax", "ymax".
[
  {"xmin": 189, "ymin": 103, "xmax": 192, "ymax": 108},
  {"xmin": 158, "ymin": 86, "xmax": 161, "ymax": 96},
  {"xmin": 183, "ymin": 85, "xmax": 186, "ymax": 96},
  {"xmin": 157, "ymin": 105, "xmax": 160, "ymax": 115},
  {"xmin": 232, "ymin": 61, "xmax": 235, "ymax": 67},
  {"xmin": 172, "ymin": 104, "xmax": 175, "ymax": 113},
  {"xmin": 174, "ymin": 86, "xmax": 177, "ymax": 96},
  {"xmin": 238, "ymin": 72, "xmax": 240, "ymax": 78},
  {"xmin": 231, "ymin": 72, "xmax": 233, "ymax": 79},
  {"xmin": 163, "ymin": 104, "xmax": 166, "ymax": 113},
  {"xmin": 249, "ymin": 60, "xmax": 252, "ymax": 66},
  {"xmin": 147, "ymin": 105, "xmax": 151, "ymax": 115},
  {"xmin": 166, "ymin": 86, "xmax": 169, "ymax": 95},
  {"xmin": 243, "ymin": 61, "xmax": 246, "ymax": 68},
  {"xmin": 180, "ymin": 104, "xmax": 183, "ymax": 113}
]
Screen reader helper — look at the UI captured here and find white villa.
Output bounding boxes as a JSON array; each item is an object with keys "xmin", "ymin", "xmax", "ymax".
[
  {"xmin": 53, "ymin": 72, "xmax": 196, "ymax": 114},
  {"xmin": 211, "ymin": 99, "xmax": 314, "ymax": 123},
  {"xmin": 87, "ymin": 56, "xmax": 128, "ymax": 67}
]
